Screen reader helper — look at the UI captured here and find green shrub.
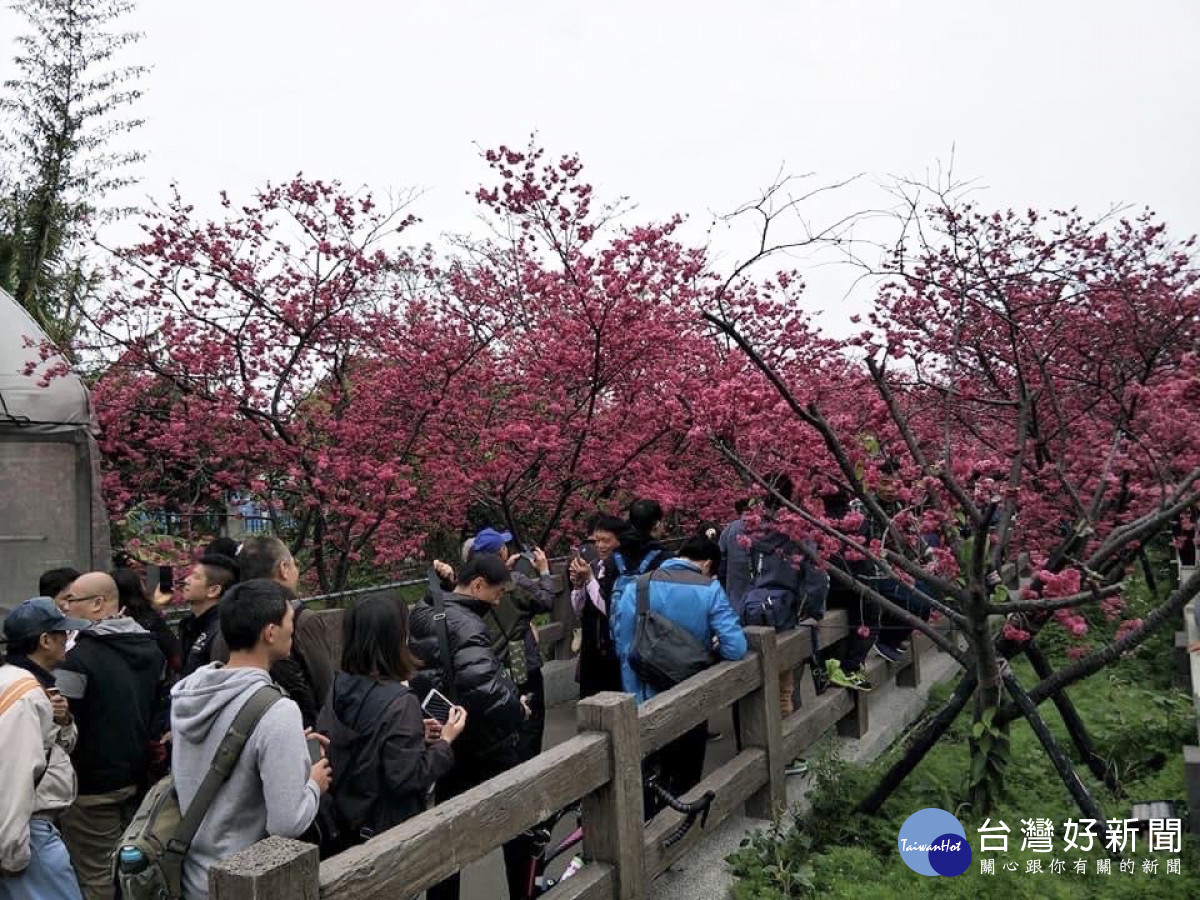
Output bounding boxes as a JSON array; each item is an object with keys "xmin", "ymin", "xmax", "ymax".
[{"xmin": 728, "ymin": 567, "xmax": 1198, "ymax": 898}]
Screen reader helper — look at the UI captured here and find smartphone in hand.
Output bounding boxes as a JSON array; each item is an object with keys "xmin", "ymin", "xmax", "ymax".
[
  {"xmin": 422, "ymin": 688, "xmax": 454, "ymax": 725},
  {"xmin": 306, "ymin": 736, "xmax": 324, "ymax": 765}
]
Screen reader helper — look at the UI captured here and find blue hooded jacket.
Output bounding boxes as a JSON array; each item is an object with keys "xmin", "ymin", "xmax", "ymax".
[{"xmin": 610, "ymin": 558, "xmax": 748, "ymax": 703}]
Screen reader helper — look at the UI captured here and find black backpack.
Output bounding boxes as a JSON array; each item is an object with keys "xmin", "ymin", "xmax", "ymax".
[
  {"xmin": 741, "ymin": 534, "xmax": 829, "ymax": 632},
  {"xmin": 628, "ymin": 568, "xmax": 718, "ymax": 691},
  {"xmin": 313, "ymin": 680, "xmax": 410, "ymax": 859}
]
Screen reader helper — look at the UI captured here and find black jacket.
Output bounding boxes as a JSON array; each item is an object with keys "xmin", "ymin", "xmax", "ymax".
[
  {"xmin": 179, "ymin": 605, "xmax": 221, "ymax": 678},
  {"xmin": 132, "ymin": 609, "xmax": 183, "ymax": 680},
  {"xmin": 55, "ymin": 617, "xmax": 165, "ymax": 794},
  {"xmin": 316, "ymin": 673, "xmax": 454, "ymax": 847},
  {"xmin": 408, "ymin": 593, "xmax": 525, "ymax": 767}
]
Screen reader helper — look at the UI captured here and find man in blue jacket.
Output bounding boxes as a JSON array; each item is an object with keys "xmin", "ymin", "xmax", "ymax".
[{"xmin": 611, "ymin": 535, "xmax": 746, "ymax": 807}]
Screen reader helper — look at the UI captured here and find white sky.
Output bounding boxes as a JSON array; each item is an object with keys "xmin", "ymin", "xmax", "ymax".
[{"xmin": 1, "ymin": 0, "xmax": 1198, "ymax": 331}]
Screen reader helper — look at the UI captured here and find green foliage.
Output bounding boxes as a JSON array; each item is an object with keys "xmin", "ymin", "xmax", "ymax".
[
  {"xmin": 728, "ymin": 821, "xmax": 816, "ymax": 900},
  {"xmin": 728, "ymin": 575, "xmax": 1198, "ymax": 898},
  {"xmin": 969, "ymin": 707, "xmax": 1012, "ymax": 813}
]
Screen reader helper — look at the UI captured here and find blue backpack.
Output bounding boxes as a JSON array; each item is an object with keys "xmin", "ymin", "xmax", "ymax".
[{"xmin": 611, "ymin": 549, "xmax": 664, "ymax": 607}]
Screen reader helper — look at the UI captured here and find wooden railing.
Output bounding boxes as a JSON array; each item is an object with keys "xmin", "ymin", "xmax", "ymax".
[{"xmin": 208, "ymin": 607, "xmax": 941, "ymax": 899}]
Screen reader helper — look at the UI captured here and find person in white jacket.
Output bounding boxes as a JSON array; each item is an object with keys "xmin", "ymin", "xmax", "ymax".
[{"xmin": 1, "ymin": 596, "xmax": 92, "ymax": 900}]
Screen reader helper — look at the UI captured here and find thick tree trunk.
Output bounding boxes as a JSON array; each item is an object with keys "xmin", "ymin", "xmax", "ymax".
[
  {"xmin": 1024, "ymin": 640, "xmax": 1119, "ymax": 792},
  {"xmin": 857, "ymin": 669, "xmax": 977, "ymax": 814}
]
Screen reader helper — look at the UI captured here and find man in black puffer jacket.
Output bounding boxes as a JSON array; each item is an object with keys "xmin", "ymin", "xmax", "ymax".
[{"xmin": 409, "ymin": 554, "xmax": 529, "ymax": 900}]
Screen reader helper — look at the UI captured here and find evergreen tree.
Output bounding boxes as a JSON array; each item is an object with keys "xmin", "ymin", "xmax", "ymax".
[{"xmin": 0, "ymin": 0, "xmax": 145, "ymax": 348}]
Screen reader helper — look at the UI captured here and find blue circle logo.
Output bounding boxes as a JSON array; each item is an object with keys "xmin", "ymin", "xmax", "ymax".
[{"xmin": 897, "ymin": 808, "xmax": 972, "ymax": 876}]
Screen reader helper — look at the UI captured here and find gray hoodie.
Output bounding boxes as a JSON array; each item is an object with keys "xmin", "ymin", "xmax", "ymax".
[{"xmin": 170, "ymin": 664, "xmax": 320, "ymax": 900}]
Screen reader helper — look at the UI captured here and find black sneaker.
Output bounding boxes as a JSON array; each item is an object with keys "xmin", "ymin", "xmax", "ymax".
[{"xmin": 873, "ymin": 643, "xmax": 904, "ymax": 663}]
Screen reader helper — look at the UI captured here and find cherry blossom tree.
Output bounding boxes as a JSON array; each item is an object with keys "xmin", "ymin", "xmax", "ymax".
[
  {"xmin": 90, "ymin": 178, "xmax": 500, "ymax": 590},
  {"xmin": 444, "ymin": 143, "xmax": 747, "ymax": 544},
  {"xmin": 703, "ymin": 176, "xmax": 1200, "ymax": 832}
]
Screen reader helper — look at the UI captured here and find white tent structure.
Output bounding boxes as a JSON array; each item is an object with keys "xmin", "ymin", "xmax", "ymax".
[{"xmin": 0, "ymin": 288, "xmax": 110, "ymax": 608}]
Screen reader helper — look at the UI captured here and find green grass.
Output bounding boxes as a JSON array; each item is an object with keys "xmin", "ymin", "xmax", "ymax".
[{"xmin": 728, "ymin": 569, "xmax": 1199, "ymax": 898}]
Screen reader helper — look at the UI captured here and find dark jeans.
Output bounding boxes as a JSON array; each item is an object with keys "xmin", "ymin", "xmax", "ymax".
[
  {"xmin": 830, "ymin": 585, "xmax": 875, "ymax": 672},
  {"xmin": 876, "ymin": 578, "xmax": 933, "ymax": 650},
  {"xmin": 643, "ymin": 723, "xmax": 707, "ymax": 819},
  {"xmin": 426, "ymin": 741, "xmax": 529, "ymax": 900},
  {"xmin": 578, "ymin": 644, "xmax": 623, "ymax": 699},
  {"xmin": 515, "ymin": 668, "xmax": 546, "ymax": 763}
]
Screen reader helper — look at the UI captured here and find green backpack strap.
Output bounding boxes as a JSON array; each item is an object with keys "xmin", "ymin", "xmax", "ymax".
[{"xmin": 174, "ymin": 684, "xmax": 283, "ymax": 848}]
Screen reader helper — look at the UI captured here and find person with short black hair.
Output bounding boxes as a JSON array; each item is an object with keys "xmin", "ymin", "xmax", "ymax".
[
  {"xmin": 317, "ymin": 597, "xmax": 464, "ymax": 854},
  {"xmin": 610, "ymin": 535, "xmax": 746, "ymax": 808},
  {"xmin": 628, "ymin": 498, "xmax": 664, "ymax": 537},
  {"xmin": 465, "ymin": 527, "xmax": 556, "ymax": 764},
  {"xmin": 208, "ymin": 537, "xmax": 333, "ymax": 727},
  {"xmin": 568, "ymin": 513, "xmax": 628, "ymax": 696},
  {"xmin": 179, "ymin": 555, "xmax": 239, "ymax": 677},
  {"xmin": 568, "ymin": 513, "xmax": 627, "ymax": 697},
  {"xmin": 39, "ymin": 568, "xmax": 81, "ymax": 611},
  {"xmin": 718, "ymin": 473, "xmax": 828, "ymax": 718},
  {"xmin": 171, "ymin": 579, "xmax": 330, "ymax": 899},
  {"xmin": 409, "ymin": 555, "xmax": 528, "ymax": 900},
  {"xmin": 204, "ymin": 536, "xmax": 240, "ymax": 561}
]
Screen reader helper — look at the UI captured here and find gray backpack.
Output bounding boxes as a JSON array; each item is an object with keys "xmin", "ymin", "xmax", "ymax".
[
  {"xmin": 113, "ymin": 685, "xmax": 282, "ymax": 900},
  {"xmin": 628, "ymin": 568, "xmax": 718, "ymax": 691}
]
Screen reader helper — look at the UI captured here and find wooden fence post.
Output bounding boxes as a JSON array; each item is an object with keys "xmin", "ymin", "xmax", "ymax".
[
  {"xmin": 1186, "ymin": 746, "xmax": 1200, "ymax": 835},
  {"xmin": 1175, "ymin": 631, "xmax": 1191, "ymax": 689},
  {"xmin": 737, "ymin": 627, "xmax": 786, "ymax": 819},
  {"xmin": 577, "ymin": 692, "xmax": 647, "ymax": 899},
  {"xmin": 896, "ymin": 636, "xmax": 922, "ymax": 688},
  {"xmin": 837, "ymin": 688, "xmax": 870, "ymax": 739},
  {"xmin": 209, "ymin": 836, "xmax": 318, "ymax": 900}
]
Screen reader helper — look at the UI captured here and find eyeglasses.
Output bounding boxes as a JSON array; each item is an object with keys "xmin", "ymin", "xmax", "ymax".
[{"xmin": 65, "ymin": 594, "xmax": 103, "ymax": 605}]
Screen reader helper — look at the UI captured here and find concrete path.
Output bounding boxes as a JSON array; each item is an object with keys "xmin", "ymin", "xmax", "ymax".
[{"xmin": 458, "ymin": 648, "xmax": 961, "ymax": 899}]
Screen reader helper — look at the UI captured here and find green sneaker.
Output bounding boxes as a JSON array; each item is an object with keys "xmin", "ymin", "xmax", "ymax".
[
  {"xmin": 785, "ymin": 758, "xmax": 810, "ymax": 777},
  {"xmin": 826, "ymin": 658, "xmax": 872, "ymax": 692},
  {"xmin": 846, "ymin": 668, "xmax": 873, "ymax": 692}
]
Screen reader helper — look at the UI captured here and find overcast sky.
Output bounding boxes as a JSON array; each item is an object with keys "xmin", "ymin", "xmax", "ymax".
[{"xmin": 1, "ymin": 0, "xmax": 1197, "ymax": 328}]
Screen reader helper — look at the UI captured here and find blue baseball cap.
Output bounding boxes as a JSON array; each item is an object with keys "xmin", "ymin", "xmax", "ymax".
[
  {"xmin": 473, "ymin": 527, "xmax": 514, "ymax": 554},
  {"xmin": 3, "ymin": 596, "xmax": 92, "ymax": 643}
]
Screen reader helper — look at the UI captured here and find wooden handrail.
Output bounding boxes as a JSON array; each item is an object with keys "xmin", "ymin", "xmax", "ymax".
[
  {"xmin": 210, "ymin": 605, "xmax": 926, "ymax": 899},
  {"xmin": 320, "ymin": 733, "xmax": 611, "ymax": 898}
]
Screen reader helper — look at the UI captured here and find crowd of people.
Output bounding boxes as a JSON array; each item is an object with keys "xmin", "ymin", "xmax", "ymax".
[{"xmin": 0, "ymin": 477, "xmax": 935, "ymax": 900}]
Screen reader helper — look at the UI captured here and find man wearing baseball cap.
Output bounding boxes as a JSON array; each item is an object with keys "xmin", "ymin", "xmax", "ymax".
[
  {"xmin": 1, "ymin": 597, "xmax": 91, "ymax": 898},
  {"xmin": 467, "ymin": 528, "xmax": 556, "ymax": 766}
]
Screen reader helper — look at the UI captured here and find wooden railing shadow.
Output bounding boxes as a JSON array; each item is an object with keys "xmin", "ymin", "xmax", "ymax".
[{"xmin": 209, "ymin": 605, "xmax": 942, "ymax": 900}]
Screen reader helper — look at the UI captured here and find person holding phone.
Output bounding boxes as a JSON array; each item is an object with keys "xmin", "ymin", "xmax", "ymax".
[
  {"xmin": 316, "ymin": 597, "xmax": 466, "ymax": 855},
  {"xmin": 170, "ymin": 579, "xmax": 329, "ymax": 899},
  {"xmin": 409, "ymin": 555, "xmax": 527, "ymax": 900}
]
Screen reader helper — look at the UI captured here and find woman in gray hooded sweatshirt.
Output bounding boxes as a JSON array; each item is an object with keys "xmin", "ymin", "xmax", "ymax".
[{"xmin": 170, "ymin": 579, "xmax": 332, "ymax": 900}]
